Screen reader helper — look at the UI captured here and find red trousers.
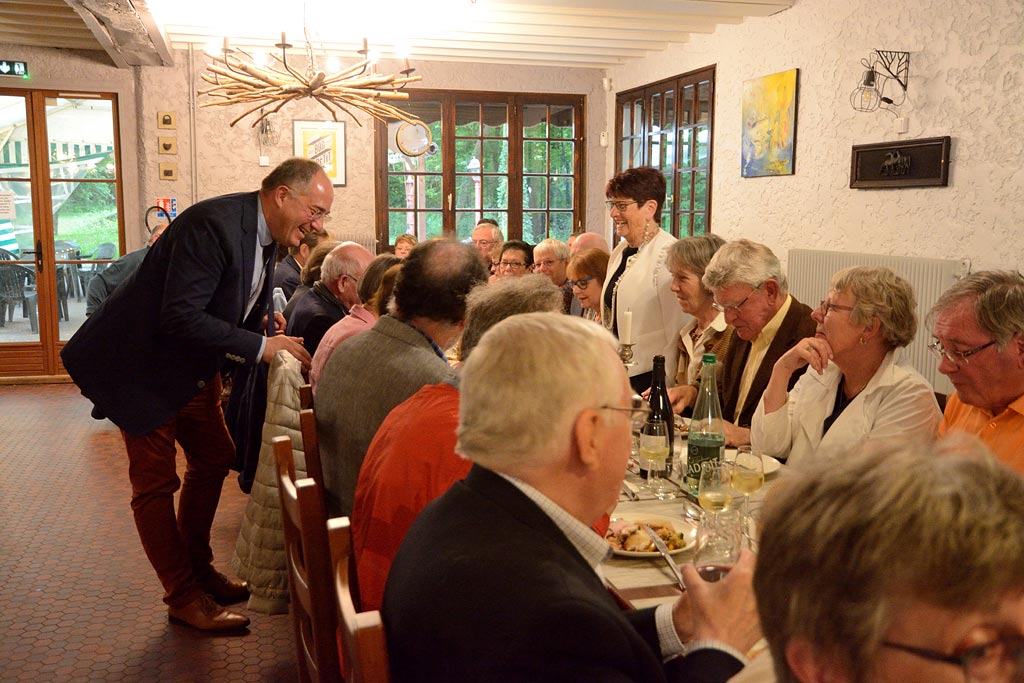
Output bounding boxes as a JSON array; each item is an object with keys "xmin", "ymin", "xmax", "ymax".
[{"xmin": 121, "ymin": 376, "xmax": 236, "ymax": 608}]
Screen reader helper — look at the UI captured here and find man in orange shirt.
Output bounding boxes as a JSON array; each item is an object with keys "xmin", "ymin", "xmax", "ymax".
[{"xmin": 931, "ymin": 270, "xmax": 1024, "ymax": 474}]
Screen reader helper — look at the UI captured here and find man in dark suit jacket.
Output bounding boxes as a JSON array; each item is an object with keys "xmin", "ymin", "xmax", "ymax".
[
  {"xmin": 703, "ymin": 239, "xmax": 817, "ymax": 446},
  {"xmin": 60, "ymin": 158, "xmax": 324, "ymax": 632},
  {"xmin": 285, "ymin": 241, "xmax": 373, "ymax": 354},
  {"xmin": 384, "ymin": 312, "xmax": 760, "ymax": 683}
]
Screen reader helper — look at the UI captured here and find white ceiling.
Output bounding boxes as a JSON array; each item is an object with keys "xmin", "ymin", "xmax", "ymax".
[{"xmin": 1, "ymin": 0, "xmax": 793, "ymax": 70}]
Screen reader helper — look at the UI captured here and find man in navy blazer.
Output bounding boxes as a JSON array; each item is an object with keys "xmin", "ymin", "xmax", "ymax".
[
  {"xmin": 383, "ymin": 312, "xmax": 760, "ymax": 682},
  {"xmin": 61, "ymin": 158, "xmax": 325, "ymax": 631}
]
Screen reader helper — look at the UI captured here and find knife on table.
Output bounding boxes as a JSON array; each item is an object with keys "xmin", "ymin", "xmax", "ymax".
[{"xmin": 642, "ymin": 524, "xmax": 687, "ymax": 592}]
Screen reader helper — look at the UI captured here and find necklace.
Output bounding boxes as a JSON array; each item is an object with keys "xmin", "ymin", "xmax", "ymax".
[{"xmin": 603, "ymin": 222, "xmax": 658, "ymax": 333}]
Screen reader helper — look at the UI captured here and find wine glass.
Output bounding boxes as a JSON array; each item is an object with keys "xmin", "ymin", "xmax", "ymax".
[
  {"xmin": 694, "ymin": 509, "xmax": 741, "ymax": 582},
  {"xmin": 697, "ymin": 460, "xmax": 734, "ymax": 519},
  {"xmin": 639, "ymin": 418, "xmax": 676, "ymax": 499},
  {"xmin": 732, "ymin": 446, "xmax": 765, "ymax": 528}
]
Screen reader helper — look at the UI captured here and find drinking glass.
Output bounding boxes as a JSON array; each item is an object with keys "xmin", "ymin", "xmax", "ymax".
[
  {"xmin": 732, "ymin": 446, "xmax": 764, "ymax": 525},
  {"xmin": 639, "ymin": 418, "xmax": 676, "ymax": 499},
  {"xmin": 697, "ymin": 460, "xmax": 734, "ymax": 518},
  {"xmin": 694, "ymin": 509, "xmax": 742, "ymax": 582}
]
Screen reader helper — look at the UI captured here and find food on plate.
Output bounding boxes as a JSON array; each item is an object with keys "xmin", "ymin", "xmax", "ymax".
[
  {"xmin": 673, "ymin": 415, "xmax": 690, "ymax": 433},
  {"xmin": 604, "ymin": 518, "xmax": 687, "ymax": 553}
]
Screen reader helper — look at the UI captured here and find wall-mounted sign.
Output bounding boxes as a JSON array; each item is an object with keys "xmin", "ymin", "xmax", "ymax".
[
  {"xmin": 850, "ymin": 136, "xmax": 951, "ymax": 189},
  {"xmin": 0, "ymin": 60, "xmax": 28, "ymax": 78}
]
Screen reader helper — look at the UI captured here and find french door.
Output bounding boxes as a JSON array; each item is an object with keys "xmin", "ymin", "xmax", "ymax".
[{"xmin": 0, "ymin": 88, "xmax": 124, "ymax": 377}]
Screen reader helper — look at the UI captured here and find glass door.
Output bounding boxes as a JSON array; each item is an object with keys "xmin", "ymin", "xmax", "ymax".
[{"xmin": 0, "ymin": 89, "xmax": 123, "ymax": 377}]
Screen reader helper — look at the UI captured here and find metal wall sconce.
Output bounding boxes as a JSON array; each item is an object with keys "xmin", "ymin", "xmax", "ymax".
[{"xmin": 850, "ymin": 50, "xmax": 909, "ymax": 115}]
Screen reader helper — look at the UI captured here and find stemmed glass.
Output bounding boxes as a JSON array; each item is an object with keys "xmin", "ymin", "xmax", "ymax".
[
  {"xmin": 731, "ymin": 446, "xmax": 765, "ymax": 529},
  {"xmin": 639, "ymin": 418, "xmax": 676, "ymax": 499},
  {"xmin": 694, "ymin": 509, "xmax": 741, "ymax": 582},
  {"xmin": 697, "ymin": 460, "xmax": 734, "ymax": 519}
]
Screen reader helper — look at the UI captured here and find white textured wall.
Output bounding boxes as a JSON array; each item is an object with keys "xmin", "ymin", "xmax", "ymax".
[{"xmin": 606, "ymin": 0, "xmax": 1024, "ymax": 271}]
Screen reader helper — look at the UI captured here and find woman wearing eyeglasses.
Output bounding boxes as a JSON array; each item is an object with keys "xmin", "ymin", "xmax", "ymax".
[
  {"xmin": 601, "ymin": 167, "xmax": 687, "ymax": 393},
  {"xmin": 752, "ymin": 266, "xmax": 941, "ymax": 467},
  {"xmin": 566, "ymin": 248, "xmax": 610, "ymax": 323},
  {"xmin": 494, "ymin": 240, "xmax": 534, "ymax": 280}
]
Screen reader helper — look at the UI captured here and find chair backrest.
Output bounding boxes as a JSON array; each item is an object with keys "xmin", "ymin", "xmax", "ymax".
[
  {"xmin": 0, "ymin": 247, "xmax": 17, "ymax": 261},
  {"xmin": 273, "ymin": 436, "xmax": 342, "ymax": 683},
  {"xmin": 93, "ymin": 242, "xmax": 117, "ymax": 259},
  {"xmin": 299, "ymin": 408, "xmax": 325, "ymax": 488},
  {"xmin": 328, "ymin": 517, "xmax": 391, "ymax": 683},
  {"xmin": 299, "ymin": 383, "xmax": 314, "ymax": 410}
]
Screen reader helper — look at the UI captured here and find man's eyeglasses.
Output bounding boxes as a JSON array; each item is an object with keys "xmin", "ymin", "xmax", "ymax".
[
  {"xmin": 536, "ymin": 258, "xmax": 563, "ymax": 269},
  {"xmin": 570, "ymin": 277, "xmax": 595, "ymax": 289},
  {"xmin": 882, "ymin": 630, "xmax": 1024, "ymax": 683},
  {"xmin": 473, "ymin": 239, "xmax": 497, "ymax": 248},
  {"xmin": 287, "ymin": 187, "xmax": 331, "ymax": 223},
  {"xmin": 598, "ymin": 395, "xmax": 651, "ymax": 431},
  {"xmin": 712, "ymin": 282, "xmax": 764, "ymax": 314},
  {"xmin": 605, "ymin": 200, "xmax": 638, "ymax": 212},
  {"xmin": 499, "ymin": 260, "xmax": 527, "ymax": 270},
  {"xmin": 928, "ymin": 338, "xmax": 998, "ymax": 366},
  {"xmin": 818, "ymin": 300, "xmax": 856, "ymax": 316}
]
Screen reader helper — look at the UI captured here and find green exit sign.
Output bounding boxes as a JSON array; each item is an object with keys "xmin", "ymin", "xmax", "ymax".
[{"xmin": 0, "ymin": 60, "xmax": 29, "ymax": 79}]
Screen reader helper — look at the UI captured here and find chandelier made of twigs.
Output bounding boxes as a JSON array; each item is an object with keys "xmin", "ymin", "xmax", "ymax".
[{"xmin": 199, "ymin": 33, "xmax": 424, "ymax": 128}]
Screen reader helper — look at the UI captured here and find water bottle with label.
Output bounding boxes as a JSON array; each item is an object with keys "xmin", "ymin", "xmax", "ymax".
[{"xmin": 686, "ymin": 353, "xmax": 725, "ymax": 493}]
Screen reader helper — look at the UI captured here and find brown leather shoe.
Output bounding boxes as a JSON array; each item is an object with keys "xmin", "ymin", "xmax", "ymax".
[
  {"xmin": 169, "ymin": 593, "xmax": 250, "ymax": 631},
  {"xmin": 200, "ymin": 571, "xmax": 250, "ymax": 605}
]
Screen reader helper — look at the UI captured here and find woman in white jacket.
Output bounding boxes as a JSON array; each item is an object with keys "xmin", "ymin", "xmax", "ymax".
[
  {"xmin": 600, "ymin": 167, "xmax": 686, "ymax": 392},
  {"xmin": 752, "ymin": 266, "xmax": 940, "ymax": 466}
]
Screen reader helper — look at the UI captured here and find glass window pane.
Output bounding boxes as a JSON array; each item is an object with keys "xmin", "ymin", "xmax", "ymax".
[
  {"xmin": 661, "ymin": 133, "xmax": 674, "ymax": 173},
  {"xmin": 620, "ymin": 102, "xmax": 631, "ymax": 138},
  {"xmin": 620, "ymin": 145, "xmax": 629, "ymax": 169},
  {"xmin": 482, "ymin": 139, "xmax": 508, "ymax": 173},
  {"xmin": 523, "ymin": 212, "xmax": 547, "ymax": 244},
  {"xmin": 678, "ymin": 128, "xmax": 692, "ymax": 169},
  {"xmin": 698, "ymin": 82, "xmax": 711, "ymax": 124},
  {"xmin": 664, "ymin": 89, "xmax": 676, "ymax": 132},
  {"xmin": 523, "ymin": 176, "xmax": 547, "ymax": 209},
  {"xmin": 681, "ymin": 85, "xmax": 694, "ymax": 125},
  {"xmin": 694, "ymin": 170, "xmax": 709, "ymax": 210},
  {"xmin": 0, "ymin": 179, "xmax": 33, "ymax": 256},
  {"xmin": 388, "ymin": 174, "xmax": 412, "ymax": 209},
  {"xmin": 549, "ymin": 141, "xmax": 573, "ymax": 175},
  {"xmin": 523, "ymin": 104, "xmax": 548, "ymax": 138},
  {"xmin": 693, "ymin": 213, "xmax": 707, "ymax": 236},
  {"xmin": 631, "ymin": 139, "xmax": 643, "ymax": 167},
  {"xmin": 549, "ymin": 212, "xmax": 573, "ymax": 241},
  {"xmin": 424, "ymin": 211, "xmax": 444, "ymax": 239},
  {"xmin": 633, "ymin": 99, "xmax": 643, "ymax": 135},
  {"xmin": 651, "ymin": 93, "xmax": 661, "ymax": 130},
  {"xmin": 455, "ymin": 103, "xmax": 480, "ymax": 136},
  {"xmin": 550, "ymin": 177, "xmax": 573, "ymax": 210},
  {"xmin": 696, "ymin": 125, "xmax": 710, "ymax": 166},
  {"xmin": 649, "ymin": 136, "xmax": 661, "ymax": 169},
  {"xmin": 455, "ymin": 175, "xmax": 478, "ymax": 209},
  {"xmin": 482, "ymin": 104, "xmax": 508, "ymax": 137},
  {"xmin": 549, "ymin": 105, "xmax": 574, "ymax": 139},
  {"xmin": 423, "ymin": 176, "xmax": 443, "ymax": 209},
  {"xmin": 390, "ymin": 211, "xmax": 412, "ymax": 242},
  {"xmin": 46, "ymin": 98, "xmax": 116, "ymax": 180},
  {"xmin": 455, "ymin": 139, "xmax": 481, "ymax": 174},
  {"xmin": 482, "ymin": 176, "xmax": 508, "ymax": 210},
  {"xmin": 523, "ymin": 140, "xmax": 548, "ymax": 174},
  {"xmin": 678, "ymin": 171, "xmax": 693, "ymax": 210}
]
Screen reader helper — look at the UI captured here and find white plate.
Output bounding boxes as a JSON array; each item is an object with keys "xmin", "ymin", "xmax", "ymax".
[
  {"xmin": 724, "ymin": 451, "xmax": 782, "ymax": 475},
  {"xmin": 605, "ymin": 513, "xmax": 697, "ymax": 558}
]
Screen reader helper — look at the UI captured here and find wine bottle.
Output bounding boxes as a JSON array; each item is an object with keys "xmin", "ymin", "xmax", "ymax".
[
  {"xmin": 687, "ymin": 353, "xmax": 725, "ymax": 493},
  {"xmin": 648, "ymin": 355, "xmax": 674, "ymax": 477}
]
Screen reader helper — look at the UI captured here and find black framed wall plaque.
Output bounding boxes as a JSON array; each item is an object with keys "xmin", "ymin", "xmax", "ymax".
[{"xmin": 850, "ymin": 136, "xmax": 951, "ymax": 189}]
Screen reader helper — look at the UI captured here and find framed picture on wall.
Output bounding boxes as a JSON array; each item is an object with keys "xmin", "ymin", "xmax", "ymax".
[
  {"xmin": 293, "ymin": 120, "xmax": 346, "ymax": 186},
  {"xmin": 741, "ymin": 68, "xmax": 799, "ymax": 178}
]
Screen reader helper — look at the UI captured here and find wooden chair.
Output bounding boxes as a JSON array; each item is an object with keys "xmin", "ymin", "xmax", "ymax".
[
  {"xmin": 299, "ymin": 383, "xmax": 314, "ymax": 410},
  {"xmin": 273, "ymin": 436, "xmax": 342, "ymax": 683},
  {"xmin": 328, "ymin": 517, "xmax": 391, "ymax": 683},
  {"xmin": 299, "ymin": 408, "xmax": 325, "ymax": 488}
]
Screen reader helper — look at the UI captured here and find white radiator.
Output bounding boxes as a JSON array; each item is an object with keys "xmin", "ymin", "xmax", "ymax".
[
  {"xmin": 787, "ymin": 249, "xmax": 971, "ymax": 395},
  {"xmin": 334, "ymin": 232, "xmax": 379, "ymax": 255}
]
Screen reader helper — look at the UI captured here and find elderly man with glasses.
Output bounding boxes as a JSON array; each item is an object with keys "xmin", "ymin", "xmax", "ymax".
[
  {"xmin": 930, "ymin": 270, "xmax": 1024, "ymax": 474},
  {"xmin": 533, "ymin": 237, "xmax": 579, "ymax": 313},
  {"xmin": 384, "ymin": 312, "xmax": 760, "ymax": 683},
  {"xmin": 471, "ymin": 218, "xmax": 504, "ymax": 265},
  {"xmin": 702, "ymin": 239, "xmax": 816, "ymax": 446}
]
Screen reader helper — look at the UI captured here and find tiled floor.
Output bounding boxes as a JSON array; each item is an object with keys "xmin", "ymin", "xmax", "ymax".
[{"xmin": 0, "ymin": 383, "xmax": 298, "ymax": 682}]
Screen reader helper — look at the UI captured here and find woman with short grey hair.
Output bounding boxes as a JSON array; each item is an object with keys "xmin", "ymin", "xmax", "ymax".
[{"xmin": 752, "ymin": 266, "xmax": 940, "ymax": 466}]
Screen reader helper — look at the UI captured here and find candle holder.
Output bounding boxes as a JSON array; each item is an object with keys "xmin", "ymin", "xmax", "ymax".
[{"xmin": 618, "ymin": 342, "xmax": 636, "ymax": 369}]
